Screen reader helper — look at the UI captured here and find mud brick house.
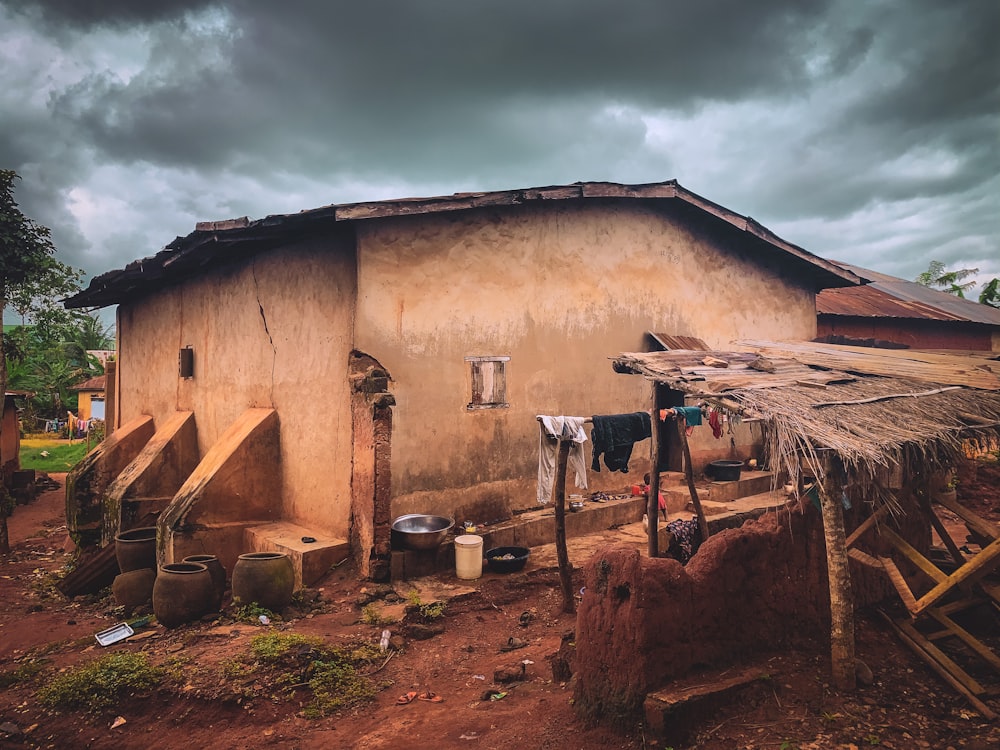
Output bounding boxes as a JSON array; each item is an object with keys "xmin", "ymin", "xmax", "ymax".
[
  {"xmin": 70, "ymin": 374, "xmax": 106, "ymax": 421},
  {"xmin": 63, "ymin": 180, "xmax": 863, "ymax": 584},
  {"xmin": 818, "ymin": 261, "xmax": 1000, "ymax": 351}
]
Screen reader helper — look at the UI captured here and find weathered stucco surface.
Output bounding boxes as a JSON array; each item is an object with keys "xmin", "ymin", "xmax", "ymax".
[
  {"xmin": 354, "ymin": 201, "xmax": 816, "ymax": 519},
  {"xmin": 117, "ymin": 235, "xmax": 356, "ymax": 537},
  {"xmin": 109, "ymin": 198, "xmax": 821, "ymax": 551}
]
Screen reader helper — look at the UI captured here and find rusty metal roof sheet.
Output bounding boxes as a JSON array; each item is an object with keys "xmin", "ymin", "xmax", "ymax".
[
  {"xmin": 647, "ymin": 333, "xmax": 710, "ymax": 351},
  {"xmin": 71, "ymin": 375, "xmax": 106, "ymax": 392},
  {"xmin": 818, "ymin": 262, "xmax": 1000, "ymax": 326},
  {"xmin": 64, "ymin": 180, "xmax": 862, "ymax": 309}
]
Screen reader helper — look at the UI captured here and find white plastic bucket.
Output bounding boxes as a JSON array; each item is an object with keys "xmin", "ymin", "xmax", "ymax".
[{"xmin": 454, "ymin": 534, "xmax": 484, "ymax": 580}]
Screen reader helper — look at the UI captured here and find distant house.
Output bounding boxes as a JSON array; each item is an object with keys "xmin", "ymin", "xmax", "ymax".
[
  {"xmin": 71, "ymin": 375, "xmax": 107, "ymax": 421},
  {"xmin": 818, "ymin": 262, "xmax": 1000, "ymax": 351},
  {"xmin": 63, "ymin": 179, "xmax": 861, "ymax": 581}
]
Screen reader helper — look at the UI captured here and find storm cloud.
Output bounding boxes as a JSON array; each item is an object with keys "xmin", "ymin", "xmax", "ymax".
[{"xmin": 3, "ymin": 0, "xmax": 998, "ymax": 296}]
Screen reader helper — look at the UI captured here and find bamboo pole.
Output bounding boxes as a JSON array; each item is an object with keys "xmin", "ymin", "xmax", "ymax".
[
  {"xmin": 553, "ymin": 438, "xmax": 575, "ymax": 614},
  {"xmin": 648, "ymin": 386, "xmax": 661, "ymax": 557},
  {"xmin": 676, "ymin": 415, "xmax": 710, "ymax": 542}
]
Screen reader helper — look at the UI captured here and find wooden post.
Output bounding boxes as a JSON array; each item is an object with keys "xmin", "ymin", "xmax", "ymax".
[
  {"xmin": 819, "ymin": 454, "xmax": 856, "ymax": 690},
  {"xmin": 676, "ymin": 416, "xmax": 710, "ymax": 542},
  {"xmin": 553, "ymin": 438, "xmax": 575, "ymax": 614},
  {"xmin": 648, "ymin": 386, "xmax": 661, "ymax": 558}
]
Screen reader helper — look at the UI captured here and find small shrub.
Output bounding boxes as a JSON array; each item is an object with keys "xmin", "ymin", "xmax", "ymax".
[
  {"xmin": 234, "ymin": 602, "xmax": 276, "ymax": 623},
  {"xmin": 0, "ymin": 660, "xmax": 45, "ymax": 689},
  {"xmin": 37, "ymin": 652, "xmax": 164, "ymax": 711},
  {"xmin": 360, "ymin": 603, "xmax": 395, "ymax": 626}
]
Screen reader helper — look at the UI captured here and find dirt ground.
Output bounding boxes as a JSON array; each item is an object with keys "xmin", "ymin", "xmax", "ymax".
[{"xmin": 1, "ymin": 462, "xmax": 999, "ymax": 750}]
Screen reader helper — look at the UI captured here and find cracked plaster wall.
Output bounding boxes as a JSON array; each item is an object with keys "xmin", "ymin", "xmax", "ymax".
[{"xmin": 116, "ymin": 235, "xmax": 356, "ymax": 536}]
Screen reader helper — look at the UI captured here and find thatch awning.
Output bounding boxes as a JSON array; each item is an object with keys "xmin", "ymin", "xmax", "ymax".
[{"xmin": 613, "ymin": 342, "xmax": 1000, "ymax": 489}]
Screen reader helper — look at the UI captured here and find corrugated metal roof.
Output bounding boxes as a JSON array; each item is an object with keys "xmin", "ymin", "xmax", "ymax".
[
  {"xmin": 64, "ymin": 180, "xmax": 863, "ymax": 308},
  {"xmin": 71, "ymin": 375, "xmax": 106, "ymax": 392},
  {"xmin": 647, "ymin": 333, "xmax": 710, "ymax": 351},
  {"xmin": 818, "ymin": 262, "xmax": 1000, "ymax": 326}
]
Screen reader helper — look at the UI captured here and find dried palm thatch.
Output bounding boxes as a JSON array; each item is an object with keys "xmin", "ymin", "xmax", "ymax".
[{"xmin": 613, "ymin": 347, "xmax": 1000, "ymax": 511}]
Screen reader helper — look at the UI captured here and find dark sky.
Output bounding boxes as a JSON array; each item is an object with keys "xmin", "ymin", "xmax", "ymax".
[{"xmin": 2, "ymin": 0, "xmax": 998, "ymax": 300}]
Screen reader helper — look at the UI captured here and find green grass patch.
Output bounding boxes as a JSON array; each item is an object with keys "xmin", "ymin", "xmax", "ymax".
[
  {"xmin": 0, "ymin": 660, "xmax": 45, "ymax": 689},
  {"xmin": 37, "ymin": 652, "xmax": 164, "ymax": 711},
  {"xmin": 19, "ymin": 440, "xmax": 89, "ymax": 472},
  {"xmin": 238, "ymin": 632, "xmax": 379, "ymax": 718}
]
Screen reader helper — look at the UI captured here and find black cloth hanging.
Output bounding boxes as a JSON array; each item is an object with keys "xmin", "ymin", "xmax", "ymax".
[{"xmin": 590, "ymin": 412, "xmax": 651, "ymax": 473}]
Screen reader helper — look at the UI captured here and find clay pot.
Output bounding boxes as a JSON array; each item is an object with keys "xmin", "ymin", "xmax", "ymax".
[
  {"xmin": 152, "ymin": 562, "xmax": 215, "ymax": 628},
  {"xmin": 231, "ymin": 552, "xmax": 295, "ymax": 611},
  {"xmin": 115, "ymin": 526, "xmax": 158, "ymax": 573},
  {"xmin": 182, "ymin": 554, "xmax": 226, "ymax": 611},
  {"xmin": 112, "ymin": 568, "xmax": 155, "ymax": 614}
]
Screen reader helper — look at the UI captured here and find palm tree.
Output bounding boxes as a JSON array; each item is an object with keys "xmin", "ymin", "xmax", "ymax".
[
  {"xmin": 979, "ymin": 278, "xmax": 1000, "ymax": 309},
  {"xmin": 915, "ymin": 260, "xmax": 979, "ymax": 298}
]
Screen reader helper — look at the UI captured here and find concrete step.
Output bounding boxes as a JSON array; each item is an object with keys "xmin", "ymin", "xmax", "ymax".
[
  {"xmin": 390, "ymin": 494, "xmax": 646, "ymax": 581},
  {"xmin": 660, "ymin": 471, "xmax": 778, "ymax": 513},
  {"xmin": 708, "ymin": 470, "xmax": 777, "ymax": 502},
  {"xmin": 244, "ymin": 521, "xmax": 349, "ymax": 588},
  {"xmin": 480, "ymin": 494, "xmax": 645, "ymax": 551}
]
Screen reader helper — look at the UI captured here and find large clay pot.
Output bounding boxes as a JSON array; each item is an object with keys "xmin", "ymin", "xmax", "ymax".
[
  {"xmin": 182, "ymin": 554, "xmax": 226, "ymax": 611},
  {"xmin": 115, "ymin": 526, "xmax": 158, "ymax": 573},
  {"xmin": 112, "ymin": 568, "xmax": 155, "ymax": 614},
  {"xmin": 231, "ymin": 552, "xmax": 295, "ymax": 611},
  {"xmin": 152, "ymin": 562, "xmax": 215, "ymax": 628}
]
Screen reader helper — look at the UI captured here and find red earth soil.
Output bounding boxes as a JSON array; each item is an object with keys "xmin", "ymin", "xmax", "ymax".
[{"xmin": 0, "ymin": 462, "xmax": 999, "ymax": 749}]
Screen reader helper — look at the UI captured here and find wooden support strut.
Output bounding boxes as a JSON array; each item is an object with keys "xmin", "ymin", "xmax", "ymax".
[{"xmin": 553, "ymin": 437, "xmax": 576, "ymax": 614}]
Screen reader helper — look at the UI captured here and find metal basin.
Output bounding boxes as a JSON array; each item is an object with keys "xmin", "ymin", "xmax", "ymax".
[{"xmin": 391, "ymin": 514, "xmax": 455, "ymax": 551}]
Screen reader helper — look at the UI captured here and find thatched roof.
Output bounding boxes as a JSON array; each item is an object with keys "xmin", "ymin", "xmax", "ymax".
[{"xmin": 613, "ymin": 342, "xmax": 1000, "ymax": 493}]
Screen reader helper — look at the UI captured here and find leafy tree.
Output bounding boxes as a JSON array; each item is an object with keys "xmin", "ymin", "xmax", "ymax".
[
  {"xmin": 0, "ymin": 169, "xmax": 83, "ymax": 552},
  {"xmin": 979, "ymin": 278, "xmax": 1000, "ymax": 309},
  {"xmin": 914, "ymin": 260, "xmax": 979, "ymax": 298}
]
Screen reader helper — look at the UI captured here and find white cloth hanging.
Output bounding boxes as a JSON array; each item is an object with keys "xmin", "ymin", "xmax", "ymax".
[{"xmin": 536, "ymin": 415, "xmax": 589, "ymax": 505}]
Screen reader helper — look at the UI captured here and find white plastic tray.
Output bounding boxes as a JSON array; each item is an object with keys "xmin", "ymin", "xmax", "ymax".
[{"xmin": 95, "ymin": 622, "xmax": 134, "ymax": 646}]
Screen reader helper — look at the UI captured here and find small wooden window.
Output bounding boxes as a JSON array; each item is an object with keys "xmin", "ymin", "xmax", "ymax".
[{"xmin": 466, "ymin": 356, "xmax": 509, "ymax": 410}]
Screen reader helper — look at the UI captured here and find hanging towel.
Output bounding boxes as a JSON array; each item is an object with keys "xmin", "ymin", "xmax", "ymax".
[
  {"xmin": 673, "ymin": 406, "xmax": 703, "ymax": 427},
  {"xmin": 590, "ymin": 412, "xmax": 651, "ymax": 473},
  {"xmin": 709, "ymin": 409, "xmax": 724, "ymax": 439},
  {"xmin": 536, "ymin": 416, "xmax": 589, "ymax": 505}
]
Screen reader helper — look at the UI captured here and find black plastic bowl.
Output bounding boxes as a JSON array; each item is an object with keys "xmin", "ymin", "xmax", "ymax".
[
  {"xmin": 485, "ymin": 546, "xmax": 529, "ymax": 573},
  {"xmin": 708, "ymin": 459, "xmax": 743, "ymax": 482}
]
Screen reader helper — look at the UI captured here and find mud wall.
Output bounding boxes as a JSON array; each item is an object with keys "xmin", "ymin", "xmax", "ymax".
[
  {"xmin": 116, "ymin": 232, "xmax": 357, "ymax": 538},
  {"xmin": 573, "ymin": 502, "xmax": 909, "ymax": 726},
  {"xmin": 354, "ymin": 200, "xmax": 817, "ymax": 521}
]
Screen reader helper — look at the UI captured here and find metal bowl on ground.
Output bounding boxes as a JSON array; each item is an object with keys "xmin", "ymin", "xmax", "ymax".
[
  {"xmin": 485, "ymin": 546, "xmax": 530, "ymax": 573},
  {"xmin": 391, "ymin": 514, "xmax": 455, "ymax": 551}
]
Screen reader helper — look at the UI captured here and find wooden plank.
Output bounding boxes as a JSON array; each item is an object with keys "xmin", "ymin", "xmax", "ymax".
[
  {"xmin": 813, "ymin": 386, "xmax": 963, "ymax": 408},
  {"xmin": 880, "ymin": 612, "xmax": 997, "ymax": 720},
  {"xmin": 913, "ymin": 535, "xmax": 1000, "ymax": 615},
  {"xmin": 935, "ymin": 493, "xmax": 1000, "ymax": 542},
  {"xmin": 927, "ymin": 608, "xmax": 1000, "ymax": 674},
  {"xmin": 847, "ymin": 548, "xmax": 882, "ymax": 570},
  {"xmin": 880, "ymin": 526, "xmax": 949, "ymax": 585},
  {"xmin": 896, "ymin": 620, "xmax": 986, "ymax": 696},
  {"xmin": 879, "ymin": 555, "xmax": 920, "ymax": 614},
  {"xmin": 919, "ymin": 493, "xmax": 967, "ymax": 567},
  {"xmin": 846, "ymin": 506, "xmax": 889, "ymax": 549}
]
